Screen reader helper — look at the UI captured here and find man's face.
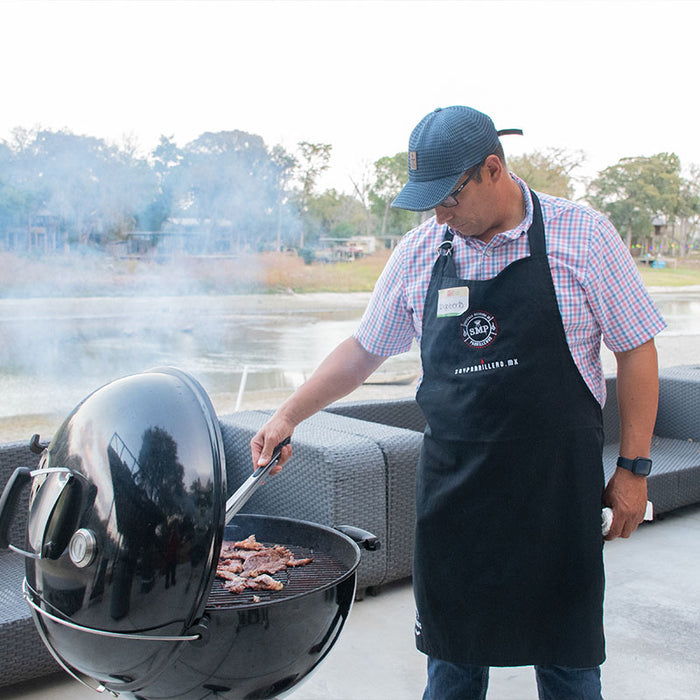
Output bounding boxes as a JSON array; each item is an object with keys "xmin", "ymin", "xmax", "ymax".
[{"xmin": 433, "ymin": 164, "xmax": 494, "ymax": 241}]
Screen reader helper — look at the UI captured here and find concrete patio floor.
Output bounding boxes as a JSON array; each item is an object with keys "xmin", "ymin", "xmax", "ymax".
[{"xmin": 5, "ymin": 502, "xmax": 700, "ymax": 700}]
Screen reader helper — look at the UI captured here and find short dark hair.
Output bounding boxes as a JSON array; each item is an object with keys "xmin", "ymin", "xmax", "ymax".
[{"xmin": 472, "ymin": 141, "xmax": 506, "ymax": 183}]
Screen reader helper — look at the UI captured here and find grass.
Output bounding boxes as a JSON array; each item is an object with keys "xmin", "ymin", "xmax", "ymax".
[
  {"xmin": 637, "ymin": 263, "xmax": 700, "ymax": 288},
  {"xmin": 0, "ymin": 250, "xmax": 393, "ymax": 297},
  {"xmin": 1, "ymin": 250, "xmax": 699, "ymax": 297}
]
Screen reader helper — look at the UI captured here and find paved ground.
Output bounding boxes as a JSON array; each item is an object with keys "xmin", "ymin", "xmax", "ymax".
[{"xmin": 6, "ymin": 503, "xmax": 700, "ymax": 700}]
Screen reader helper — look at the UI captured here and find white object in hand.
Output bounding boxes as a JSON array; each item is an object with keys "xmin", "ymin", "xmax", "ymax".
[{"xmin": 601, "ymin": 501, "xmax": 654, "ymax": 536}]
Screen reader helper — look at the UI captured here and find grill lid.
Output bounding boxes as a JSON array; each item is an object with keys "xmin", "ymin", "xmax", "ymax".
[{"xmin": 25, "ymin": 367, "xmax": 226, "ymax": 640}]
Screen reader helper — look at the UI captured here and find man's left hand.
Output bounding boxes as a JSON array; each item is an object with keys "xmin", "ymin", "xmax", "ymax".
[{"xmin": 602, "ymin": 467, "xmax": 648, "ymax": 540}]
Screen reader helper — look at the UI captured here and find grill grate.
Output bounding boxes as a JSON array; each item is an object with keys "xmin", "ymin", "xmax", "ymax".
[{"xmin": 205, "ymin": 543, "xmax": 349, "ymax": 609}]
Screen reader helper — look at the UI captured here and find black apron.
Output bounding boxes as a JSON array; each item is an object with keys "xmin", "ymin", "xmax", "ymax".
[{"xmin": 414, "ymin": 192, "xmax": 605, "ymax": 668}]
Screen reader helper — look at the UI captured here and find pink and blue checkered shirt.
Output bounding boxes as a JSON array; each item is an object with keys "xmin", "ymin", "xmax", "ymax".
[{"xmin": 355, "ymin": 175, "xmax": 666, "ymax": 406}]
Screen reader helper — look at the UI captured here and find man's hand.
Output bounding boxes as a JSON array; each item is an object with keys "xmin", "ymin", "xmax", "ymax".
[
  {"xmin": 602, "ymin": 467, "xmax": 648, "ymax": 540},
  {"xmin": 248, "ymin": 336, "xmax": 387, "ymax": 476},
  {"xmin": 250, "ymin": 416, "xmax": 295, "ymax": 475}
]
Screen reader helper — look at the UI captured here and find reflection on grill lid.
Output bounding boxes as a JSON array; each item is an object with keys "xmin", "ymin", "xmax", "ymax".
[{"xmin": 26, "ymin": 367, "xmax": 226, "ymax": 641}]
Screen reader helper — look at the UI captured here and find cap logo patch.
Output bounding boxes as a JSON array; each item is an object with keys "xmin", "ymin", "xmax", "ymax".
[{"xmin": 409, "ymin": 151, "xmax": 418, "ymax": 170}]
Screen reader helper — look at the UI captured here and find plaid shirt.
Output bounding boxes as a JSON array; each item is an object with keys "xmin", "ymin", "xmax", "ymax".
[{"xmin": 355, "ymin": 176, "xmax": 666, "ymax": 405}]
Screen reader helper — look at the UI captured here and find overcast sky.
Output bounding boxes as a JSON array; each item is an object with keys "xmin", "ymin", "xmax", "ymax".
[{"xmin": 1, "ymin": 0, "xmax": 699, "ymax": 193}]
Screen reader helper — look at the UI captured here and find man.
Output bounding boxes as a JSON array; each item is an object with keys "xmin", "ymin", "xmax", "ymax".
[{"xmin": 251, "ymin": 106, "xmax": 665, "ymax": 699}]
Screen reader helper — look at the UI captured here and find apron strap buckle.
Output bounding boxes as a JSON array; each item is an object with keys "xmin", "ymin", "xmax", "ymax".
[{"xmin": 437, "ymin": 240, "xmax": 453, "ymax": 256}]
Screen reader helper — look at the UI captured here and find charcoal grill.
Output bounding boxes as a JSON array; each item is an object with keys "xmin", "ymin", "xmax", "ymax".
[{"xmin": 0, "ymin": 368, "xmax": 378, "ymax": 699}]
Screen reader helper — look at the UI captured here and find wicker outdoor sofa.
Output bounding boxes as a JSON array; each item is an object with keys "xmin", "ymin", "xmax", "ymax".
[{"xmin": 1, "ymin": 365, "xmax": 699, "ymax": 688}]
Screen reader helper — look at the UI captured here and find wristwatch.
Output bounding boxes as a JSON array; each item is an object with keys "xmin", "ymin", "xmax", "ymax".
[{"xmin": 616, "ymin": 456, "xmax": 652, "ymax": 476}]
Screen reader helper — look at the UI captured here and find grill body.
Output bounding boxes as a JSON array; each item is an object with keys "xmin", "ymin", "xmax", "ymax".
[{"xmin": 30, "ymin": 515, "xmax": 360, "ymax": 699}]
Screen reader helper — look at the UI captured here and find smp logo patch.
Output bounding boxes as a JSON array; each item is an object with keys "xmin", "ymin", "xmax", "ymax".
[{"xmin": 461, "ymin": 311, "xmax": 498, "ymax": 348}]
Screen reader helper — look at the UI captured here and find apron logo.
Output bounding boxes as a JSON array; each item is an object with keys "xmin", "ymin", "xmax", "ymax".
[{"xmin": 461, "ymin": 311, "xmax": 498, "ymax": 348}]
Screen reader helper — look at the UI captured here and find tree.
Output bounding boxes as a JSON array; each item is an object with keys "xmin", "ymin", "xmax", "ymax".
[
  {"xmin": 294, "ymin": 141, "xmax": 331, "ymax": 248},
  {"xmin": 0, "ymin": 143, "xmax": 32, "ymax": 240},
  {"xmin": 587, "ymin": 153, "xmax": 686, "ymax": 251},
  {"xmin": 508, "ymin": 148, "xmax": 584, "ymax": 199},
  {"xmin": 370, "ymin": 152, "xmax": 420, "ymax": 241},
  {"xmin": 173, "ymin": 130, "xmax": 279, "ymax": 252},
  {"xmin": 672, "ymin": 164, "xmax": 700, "ymax": 257},
  {"xmin": 269, "ymin": 144, "xmax": 297, "ymax": 251},
  {"xmin": 144, "ymin": 135, "xmax": 183, "ymax": 233},
  {"xmin": 305, "ymin": 188, "xmax": 366, "ymax": 242},
  {"xmin": 6, "ymin": 129, "xmax": 157, "ymax": 248},
  {"xmin": 349, "ymin": 161, "xmax": 376, "ymax": 238}
]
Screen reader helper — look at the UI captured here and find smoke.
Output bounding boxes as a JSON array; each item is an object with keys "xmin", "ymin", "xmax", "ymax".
[{"xmin": 0, "ymin": 268, "xmax": 372, "ymax": 442}]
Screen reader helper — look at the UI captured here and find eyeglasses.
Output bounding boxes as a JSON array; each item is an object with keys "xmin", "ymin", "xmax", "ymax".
[{"xmin": 437, "ymin": 161, "xmax": 484, "ymax": 208}]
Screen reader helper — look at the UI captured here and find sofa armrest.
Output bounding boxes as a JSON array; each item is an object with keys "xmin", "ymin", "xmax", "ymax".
[
  {"xmin": 324, "ymin": 397, "xmax": 427, "ymax": 434},
  {"xmin": 656, "ymin": 365, "xmax": 700, "ymax": 441}
]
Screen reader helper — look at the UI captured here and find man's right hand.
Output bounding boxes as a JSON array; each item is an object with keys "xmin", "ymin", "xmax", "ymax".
[
  {"xmin": 248, "ymin": 336, "xmax": 386, "ymax": 476},
  {"xmin": 250, "ymin": 415, "xmax": 295, "ymax": 475}
]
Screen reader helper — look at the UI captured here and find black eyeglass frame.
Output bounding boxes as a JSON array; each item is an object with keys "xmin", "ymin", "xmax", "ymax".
[{"xmin": 437, "ymin": 159, "xmax": 486, "ymax": 208}]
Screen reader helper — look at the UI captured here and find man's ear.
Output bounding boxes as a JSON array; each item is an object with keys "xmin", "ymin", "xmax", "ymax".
[{"xmin": 484, "ymin": 154, "xmax": 505, "ymax": 182}]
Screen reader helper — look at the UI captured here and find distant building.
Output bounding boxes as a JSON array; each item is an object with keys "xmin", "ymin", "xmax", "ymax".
[
  {"xmin": 318, "ymin": 236, "xmax": 377, "ymax": 260},
  {"xmin": 1, "ymin": 211, "xmax": 65, "ymax": 253}
]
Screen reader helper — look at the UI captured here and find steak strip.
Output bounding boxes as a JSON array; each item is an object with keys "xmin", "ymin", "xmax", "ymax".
[{"xmin": 216, "ymin": 534, "xmax": 313, "ymax": 594}]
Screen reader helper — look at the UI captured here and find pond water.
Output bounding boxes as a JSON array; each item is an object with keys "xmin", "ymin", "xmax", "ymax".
[{"xmin": 0, "ymin": 289, "xmax": 697, "ymax": 441}]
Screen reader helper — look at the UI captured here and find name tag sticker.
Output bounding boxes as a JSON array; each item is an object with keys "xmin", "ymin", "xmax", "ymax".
[{"xmin": 437, "ymin": 286, "xmax": 469, "ymax": 318}]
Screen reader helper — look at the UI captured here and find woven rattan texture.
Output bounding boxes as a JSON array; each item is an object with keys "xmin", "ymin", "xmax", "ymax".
[
  {"xmin": 219, "ymin": 411, "xmax": 389, "ymax": 588},
  {"xmin": 657, "ymin": 366, "xmax": 700, "ymax": 440},
  {"xmin": 325, "ymin": 397, "xmax": 428, "ymax": 434},
  {"xmin": 2, "ymin": 367, "xmax": 697, "ymax": 688},
  {"xmin": 0, "ymin": 444, "xmax": 60, "ymax": 688},
  {"xmin": 308, "ymin": 411, "xmax": 423, "ymax": 582}
]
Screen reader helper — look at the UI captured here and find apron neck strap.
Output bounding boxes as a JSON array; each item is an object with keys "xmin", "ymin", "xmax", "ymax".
[{"xmin": 526, "ymin": 190, "xmax": 546, "ymax": 257}]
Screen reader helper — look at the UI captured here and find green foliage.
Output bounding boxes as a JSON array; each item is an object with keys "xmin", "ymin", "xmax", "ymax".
[
  {"xmin": 369, "ymin": 152, "xmax": 420, "ymax": 237},
  {"xmin": 304, "ymin": 188, "xmax": 365, "ymax": 242},
  {"xmin": 508, "ymin": 148, "xmax": 584, "ymax": 199},
  {"xmin": 586, "ymin": 153, "xmax": 697, "ymax": 247},
  {"xmin": 2, "ymin": 125, "xmax": 697, "ymax": 259}
]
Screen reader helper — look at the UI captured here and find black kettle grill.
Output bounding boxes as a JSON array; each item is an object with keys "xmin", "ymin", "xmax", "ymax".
[{"xmin": 0, "ymin": 368, "xmax": 378, "ymax": 699}]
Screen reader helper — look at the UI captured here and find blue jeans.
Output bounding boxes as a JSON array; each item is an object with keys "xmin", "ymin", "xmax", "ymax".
[{"xmin": 423, "ymin": 658, "xmax": 603, "ymax": 700}]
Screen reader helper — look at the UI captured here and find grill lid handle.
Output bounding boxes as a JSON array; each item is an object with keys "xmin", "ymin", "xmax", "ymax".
[{"xmin": 0, "ymin": 466, "xmax": 79, "ymax": 559}]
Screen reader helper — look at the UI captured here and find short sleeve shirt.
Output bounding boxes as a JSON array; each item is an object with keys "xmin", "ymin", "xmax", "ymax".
[{"xmin": 354, "ymin": 176, "xmax": 666, "ymax": 405}]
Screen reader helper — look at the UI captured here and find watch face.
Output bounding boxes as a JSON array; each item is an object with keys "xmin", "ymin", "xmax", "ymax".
[{"xmin": 634, "ymin": 458, "xmax": 652, "ymax": 476}]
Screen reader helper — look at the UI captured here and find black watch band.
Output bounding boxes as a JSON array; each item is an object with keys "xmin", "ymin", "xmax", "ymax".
[{"xmin": 616, "ymin": 456, "xmax": 652, "ymax": 476}]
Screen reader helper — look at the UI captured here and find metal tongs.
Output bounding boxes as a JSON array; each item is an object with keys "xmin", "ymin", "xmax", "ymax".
[{"xmin": 225, "ymin": 437, "xmax": 290, "ymax": 525}]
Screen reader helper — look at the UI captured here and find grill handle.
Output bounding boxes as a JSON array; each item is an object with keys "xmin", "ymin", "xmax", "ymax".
[
  {"xmin": 0, "ymin": 467, "xmax": 32, "ymax": 549},
  {"xmin": 0, "ymin": 467, "xmax": 78, "ymax": 558},
  {"xmin": 336, "ymin": 525, "xmax": 381, "ymax": 551},
  {"xmin": 23, "ymin": 580, "xmax": 200, "ymax": 642}
]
